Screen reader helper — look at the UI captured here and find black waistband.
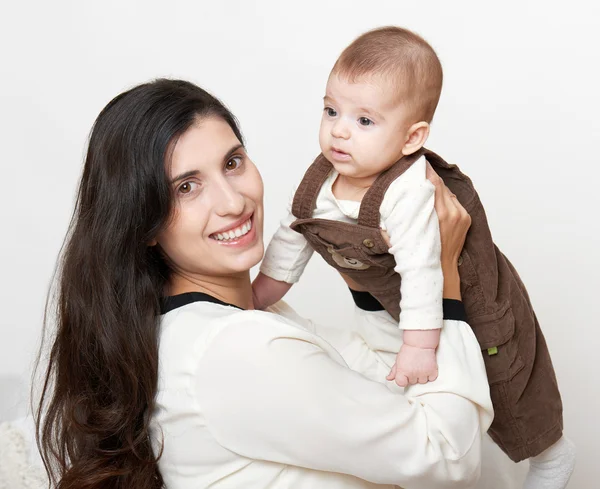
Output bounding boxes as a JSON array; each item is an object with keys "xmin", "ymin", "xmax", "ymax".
[
  {"xmin": 349, "ymin": 288, "xmax": 388, "ymax": 311},
  {"xmin": 349, "ymin": 289, "xmax": 467, "ymax": 322}
]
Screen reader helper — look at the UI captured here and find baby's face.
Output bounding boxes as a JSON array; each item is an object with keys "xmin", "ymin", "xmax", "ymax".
[{"xmin": 319, "ymin": 74, "xmax": 414, "ymax": 180}]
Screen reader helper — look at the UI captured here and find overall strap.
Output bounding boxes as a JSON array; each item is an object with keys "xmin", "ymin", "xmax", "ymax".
[
  {"xmin": 358, "ymin": 148, "xmax": 427, "ymax": 227},
  {"xmin": 291, "ymin": 153, "xmax": 333, "ymax": 219},
  {"xmin": 421, "ymin": 148, "xmax": 452, "ymax": 170}
]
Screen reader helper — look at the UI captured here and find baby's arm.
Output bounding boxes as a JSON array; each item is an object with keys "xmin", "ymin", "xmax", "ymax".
[
  {"xmin": 253, "ymin": 207, "xmax": 314, "ymax": 310},
  {"xmin": 381, "ymin": 157, "xmax": 443, "ymax": 386},
  {"xmin": 252, "ymin": 273, "xmax": 293, "ymax": 310}
]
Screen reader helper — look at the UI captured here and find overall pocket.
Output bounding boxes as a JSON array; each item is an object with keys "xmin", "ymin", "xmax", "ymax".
[{"xmin": 470, "ymin": 303, "xmax": 524, "ymax": 384}]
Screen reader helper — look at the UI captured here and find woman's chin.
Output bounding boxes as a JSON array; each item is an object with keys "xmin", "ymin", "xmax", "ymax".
[{"xmin": 227, "ymin": 242, "xmax": 264, "ymax": 274}]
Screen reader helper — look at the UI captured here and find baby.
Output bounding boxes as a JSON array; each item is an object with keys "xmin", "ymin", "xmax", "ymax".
[
  {"xmin": 256, "ymin": 28, "xmax": 445, "ymax": 386},
  {"xmin": 253, "ymin": 26, "xmax": 575, "ymax": 489}
]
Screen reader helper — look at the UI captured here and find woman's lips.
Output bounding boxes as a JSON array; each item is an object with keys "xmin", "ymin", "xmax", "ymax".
[
  {"xmin": 209, "ymin": 214, "xmax": 257, "ymax": 247},
  {"xmin": 211, "ymin": 212, "xmax": 253, "ymax": 236}
]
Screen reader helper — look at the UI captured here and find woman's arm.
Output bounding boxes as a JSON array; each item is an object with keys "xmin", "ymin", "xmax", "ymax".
[
  {"xmin": 194, "ymin": 313, "xmax": 492, "ymax": 488},
  {"xmin": 193, "ymin": 165, "xmax": 487, "ymax": 487}
]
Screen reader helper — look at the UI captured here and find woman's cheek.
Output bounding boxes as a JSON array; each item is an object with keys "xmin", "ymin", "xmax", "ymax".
[{"xmin": 246, "ymin": 162, "xmax": 265, "ymax": 201}]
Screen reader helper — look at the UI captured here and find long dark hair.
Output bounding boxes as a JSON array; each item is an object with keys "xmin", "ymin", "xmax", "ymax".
[{"xmin": 35, "ymin": 79, "xmax": 243, "ymax": 489}]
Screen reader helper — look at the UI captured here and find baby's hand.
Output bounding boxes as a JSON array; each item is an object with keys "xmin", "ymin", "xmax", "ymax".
[{"xmin": 386, "ymin": 344, "xmax": 438, "ymax": 387}]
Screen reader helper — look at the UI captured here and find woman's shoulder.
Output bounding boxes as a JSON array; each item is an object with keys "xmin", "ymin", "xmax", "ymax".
[
  {"xmin": 265, "ymin": 300, "xmax": 317, "ymax": 333},
  {"xmin": 159, "ymin": 300, "xmax": 326, "ymax": 366},
  {"xmin": 161, "ymin": 299, "xmax": 310, "ymax": 330}
]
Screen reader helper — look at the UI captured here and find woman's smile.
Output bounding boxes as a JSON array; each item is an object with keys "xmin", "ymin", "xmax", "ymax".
[{"xmin": 209, "ymin": 213, "xmax": 257, "ymax": 247}]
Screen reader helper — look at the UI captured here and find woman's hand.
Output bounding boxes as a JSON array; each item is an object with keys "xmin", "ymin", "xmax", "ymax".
[{"xmin": 425, "ymin": 162, "xmax": 471, "ymax": 299}]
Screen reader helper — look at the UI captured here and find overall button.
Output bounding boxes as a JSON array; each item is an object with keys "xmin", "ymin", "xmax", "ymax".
[{"xmin": 363, "ymin": 238, "xmax": 375, "ymax": 248}]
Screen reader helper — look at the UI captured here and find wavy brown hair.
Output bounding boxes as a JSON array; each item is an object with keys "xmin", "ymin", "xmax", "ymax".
[{"xmin": 34, "ymin": 79, "xmax": 243, "ymax": 489}]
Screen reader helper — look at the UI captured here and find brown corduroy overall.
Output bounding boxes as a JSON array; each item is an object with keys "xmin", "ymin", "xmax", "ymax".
[{"xmin": 289, "ymin": 148, "xmax": 563, "ymax": 462}]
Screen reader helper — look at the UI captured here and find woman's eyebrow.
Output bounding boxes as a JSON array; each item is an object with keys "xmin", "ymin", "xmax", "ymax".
[
  {"xmin": 222, "ymin": 143, "xmax": 245, "ymax": 164},
  {"xmin": 170, "ymin": 143, "xmax": 245, "ymax": 184},
  {"xmin": 170, "ymin": 169, "xmax": 199, "ymax": 184}
]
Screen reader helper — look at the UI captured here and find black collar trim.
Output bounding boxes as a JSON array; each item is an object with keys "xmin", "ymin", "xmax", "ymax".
[{"xmin": 160, "ymin": 292, "xmax": 243, "ymax": 315}]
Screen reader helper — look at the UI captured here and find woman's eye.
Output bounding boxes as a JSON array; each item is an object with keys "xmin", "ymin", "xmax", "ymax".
[
  {"xmin": 359, "ymin": 117, "xmax": 373, "ymax": 126},
  {"xmin": 325, "ymin": 107, "xmax": 337, "ymax": 117},
  {"xmin": 225, "ymin": 156, "xmax": 243, "ymax": 172},
  {"xmin": 178, "ymin": 182, "xmax": 196, "ymax": 194}
]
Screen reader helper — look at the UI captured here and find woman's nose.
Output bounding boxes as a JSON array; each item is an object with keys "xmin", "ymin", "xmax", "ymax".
[{"xmin": 214, "ymin": 179, "xmax": 245, "ymax": 217}]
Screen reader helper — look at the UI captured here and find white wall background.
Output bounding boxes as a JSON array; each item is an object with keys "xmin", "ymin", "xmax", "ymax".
[{"xmin": 1, "ymin": 0, "xmax": 598, "ymax": 486}]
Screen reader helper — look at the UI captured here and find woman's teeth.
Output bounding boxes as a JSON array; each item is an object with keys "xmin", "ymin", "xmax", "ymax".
[{"xmin": 212, "ymin": 219, "xmax": 252, "ymax": 241}]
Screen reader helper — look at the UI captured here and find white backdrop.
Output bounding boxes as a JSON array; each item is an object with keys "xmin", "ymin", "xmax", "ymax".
[{"xmin": 1, "ymin": 1, "xmax": 598, "ymax": 487}]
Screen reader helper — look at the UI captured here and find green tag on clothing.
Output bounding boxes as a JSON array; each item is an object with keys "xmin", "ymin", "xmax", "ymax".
[{"xmin": 487, "ymin": 346, "xmax": 498, "ymax": 356}]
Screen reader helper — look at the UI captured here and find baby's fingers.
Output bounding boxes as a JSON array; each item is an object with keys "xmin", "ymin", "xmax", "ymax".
[
  {"xmin": 406, "ymin": 374, "xmax": 419, "ymax": 386},
  {"xmin": 395, "ymin": 373, "xmax": 409, "ymax": 387},
  {"xmin": 386, "ymin": 363, "xmax": 397, "ymax": 381}
]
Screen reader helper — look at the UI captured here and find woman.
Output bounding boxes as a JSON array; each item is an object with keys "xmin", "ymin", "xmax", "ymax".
[{"xmin": 36, "ymin": 79, "xmax": 492, "ymax": 489}]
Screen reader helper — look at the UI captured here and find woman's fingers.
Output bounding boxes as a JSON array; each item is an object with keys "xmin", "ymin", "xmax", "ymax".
[
  {"xmin": 428, "ymin": 163, "xmax": 469, "ymax": 229},
  {"xmin": 426, "ymin": 159, "xmax": 472, "ymax": 265},
  {"xmin": 425, "ymin": 161, "xmax": 443, "ymax": 188},
  {"xmin": 426, "ymin": 163, "xmax": 446, "ymax": 215},
  {"xmin": 426, "ymin": 162, "xmax": 454, "ymax": 220}
]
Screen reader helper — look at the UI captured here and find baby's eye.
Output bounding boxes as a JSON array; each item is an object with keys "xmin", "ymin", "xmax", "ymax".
[
  {"xmin": 225, "ymin": 156, "xmax": 244, "ymax": 172},
  {"xmin": 325, "ymin": 107, "xmax": 337, "ymax": 117},
  {"xmin": 359, "ymin": 117, "xmax": 373, "ymax": 126}
]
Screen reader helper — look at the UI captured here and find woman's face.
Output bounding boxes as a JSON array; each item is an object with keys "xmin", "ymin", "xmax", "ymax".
[{"xmin": 156, "ymin": 116, "xmax": 264, "ymax": 279}]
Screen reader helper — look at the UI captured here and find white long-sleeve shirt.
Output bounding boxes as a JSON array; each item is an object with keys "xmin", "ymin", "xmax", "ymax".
[
  {"xmin": 150, "ymin": 295, "xmax": 493, "ymax": 489},
  {"xmin": 260, "ymin": 156, "xmax": 443, "ymax": 331}
]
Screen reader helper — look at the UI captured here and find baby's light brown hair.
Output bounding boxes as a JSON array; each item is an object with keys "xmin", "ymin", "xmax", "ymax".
[{"xmin": 332, "ymin": 26, "xmax": 443, "ymax": 123}]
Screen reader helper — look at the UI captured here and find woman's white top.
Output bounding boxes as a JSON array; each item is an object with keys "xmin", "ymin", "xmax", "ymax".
[{"xmin": 150, "ymin": 295, "xmax": 493, "ymax": 489}]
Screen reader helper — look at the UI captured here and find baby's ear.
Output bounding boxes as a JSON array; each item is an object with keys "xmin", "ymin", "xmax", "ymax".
[{"xmin": 402, "ymin": 122, "xmax": 430, "ymax": 156}]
